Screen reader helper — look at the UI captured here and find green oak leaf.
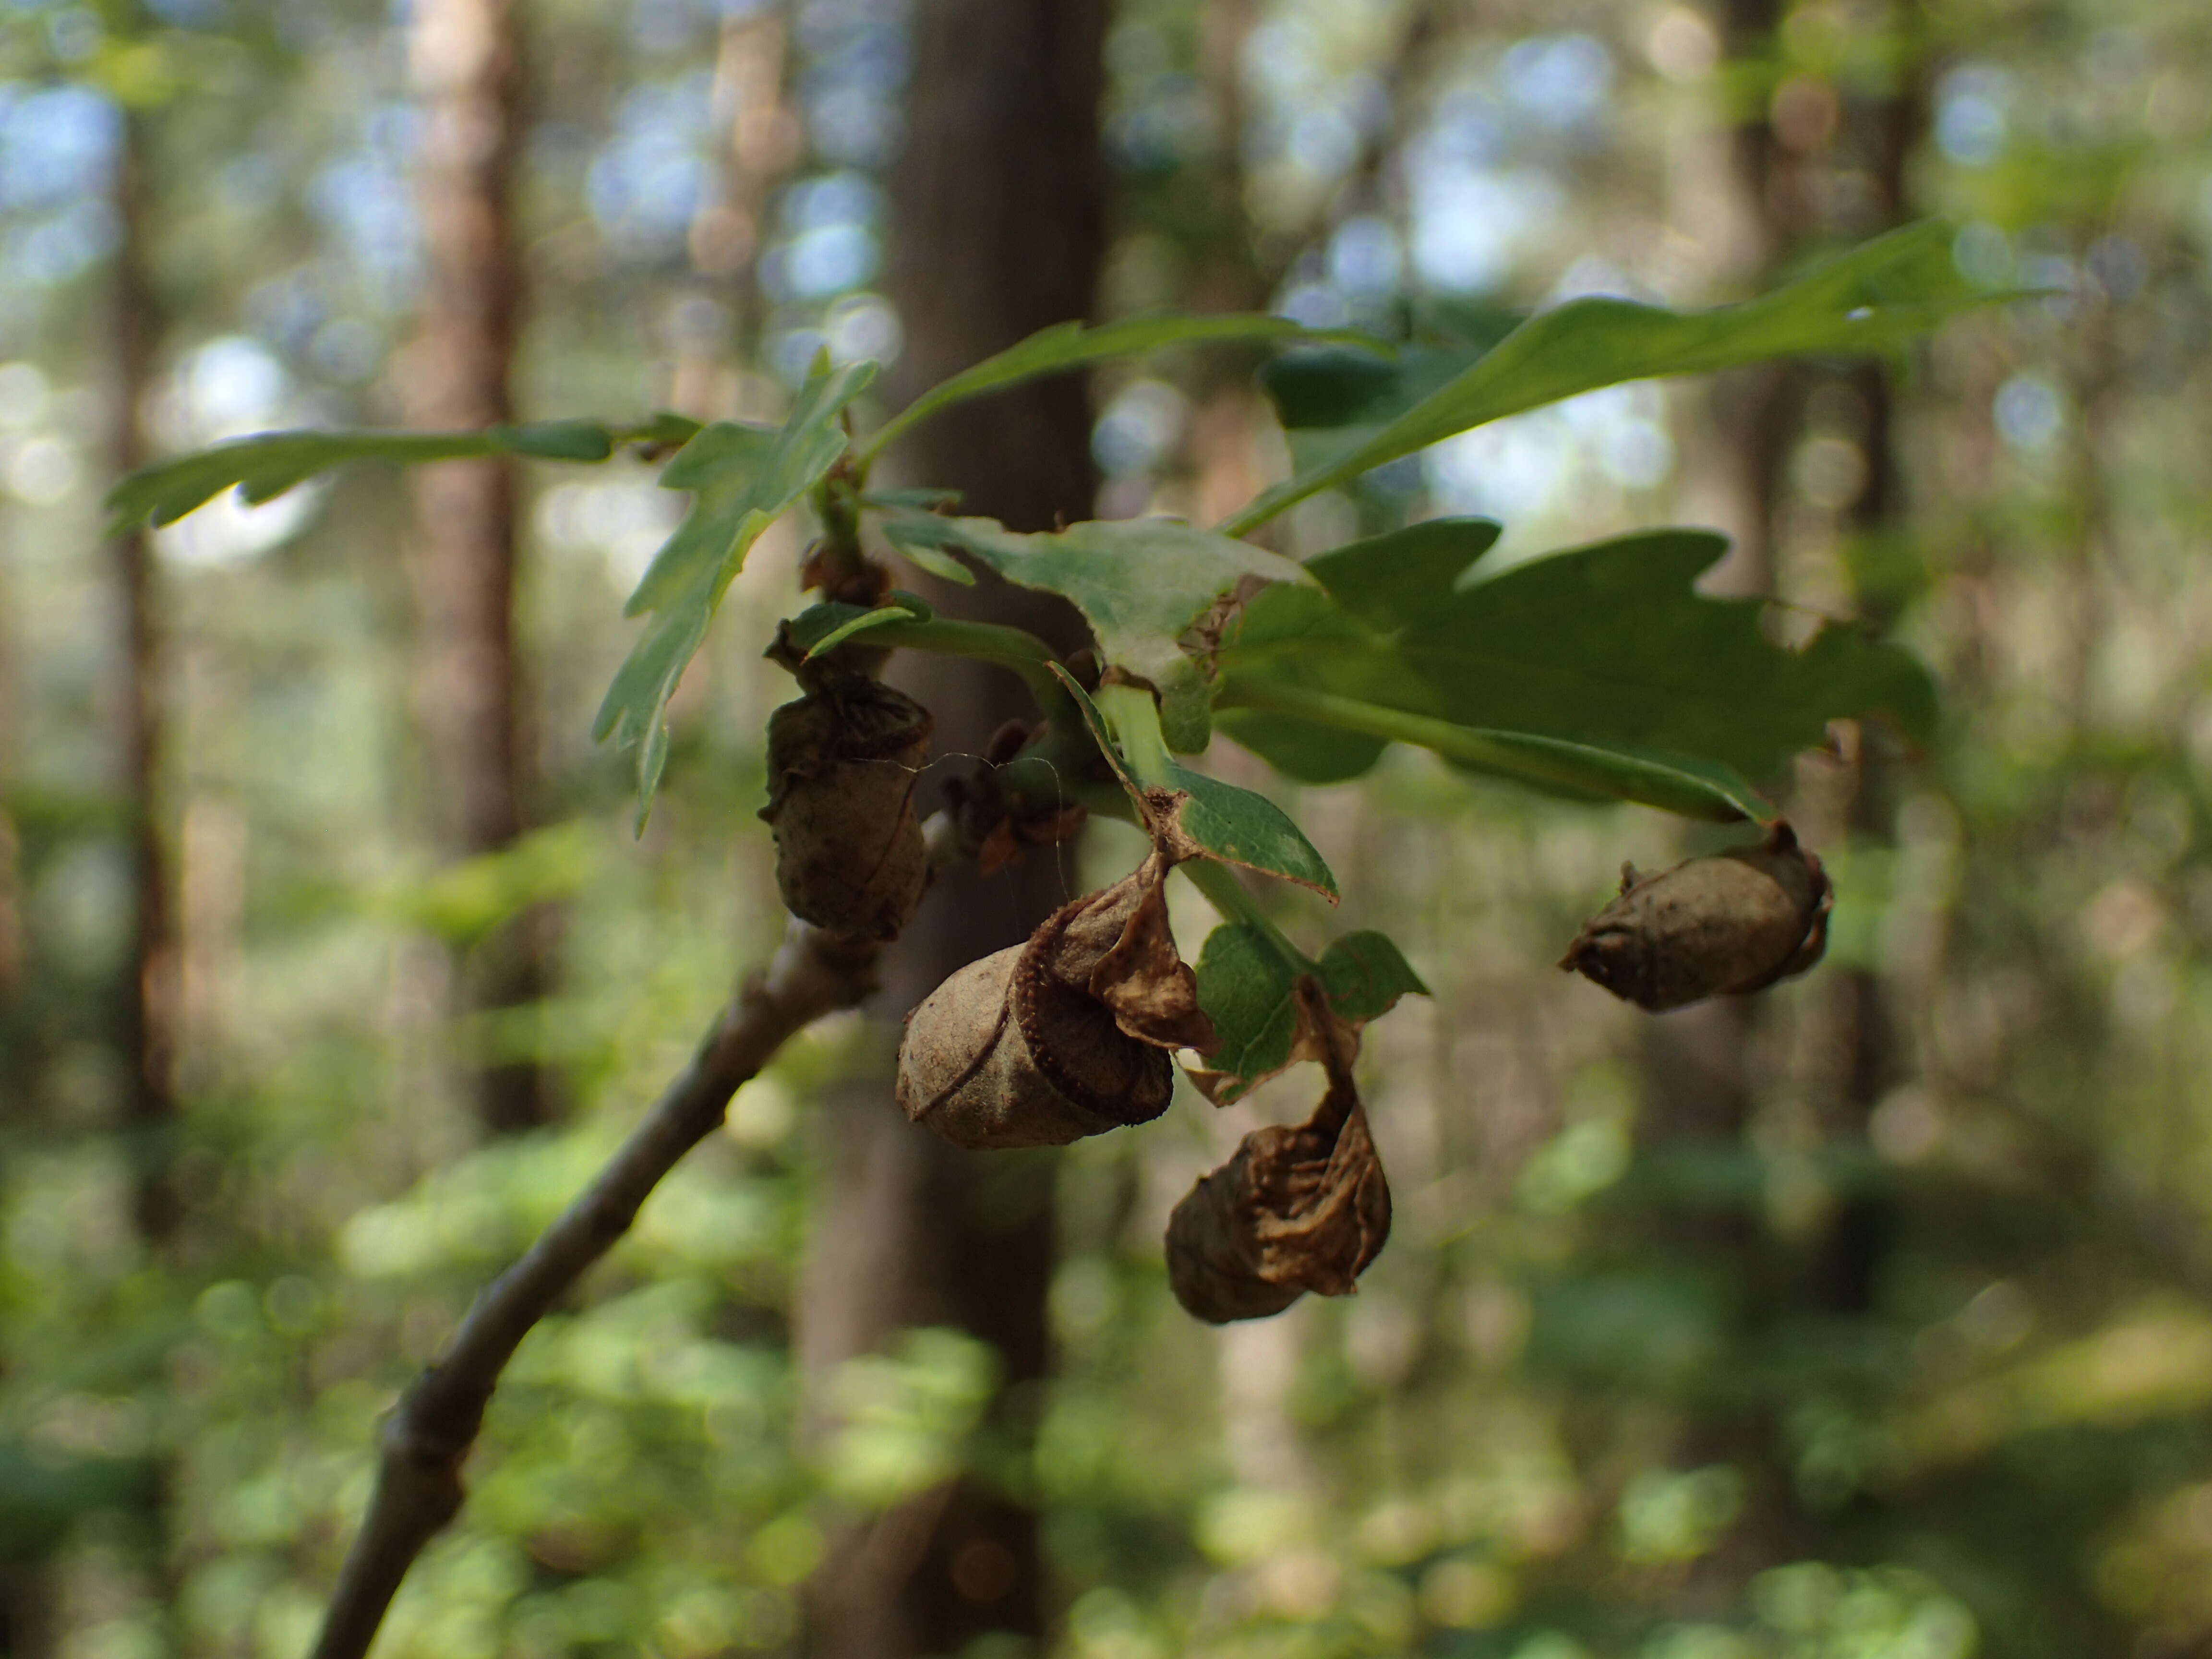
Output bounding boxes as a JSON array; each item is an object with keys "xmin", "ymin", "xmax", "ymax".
[
  {"xmin": 1205, "ymin": 582, "xmax": 1435, "ymax": 784},
  {"xmin": 1205, "ymin": 518, "xmax": 1506, "ymax": 782},
  {"xmin": 1258, "ymin": 343, "xmax": 1482, "ymax": 433},
  {"xmin": 1258, "ymin": 303, "xmax": 1522, "ymax": 432},
  {"xmin": 1398, "ymin": 529, "xmax": 1936, "ymax": 780},
  {"xmin": 1212, "ymin": 517, "xmax": 1480, "ymax": 785},
  {"xmin": 1218, "ymin": 681, "xmax": 1776, "ymax": 820},
  {"xmin": 1192, "ymin": 925, "xmax": 1428, "ymax": 1104},
  {"xmin": 1223, "ymin": 221, "xmax": 2002, "ymax": 534},
  {"xmin": 1158, "ymin": 761, "xmax": 1339, "ymax": 898},
  {"xmin": 880, "ymin": 517, "xmax": 979, "ymax": 586},
  {"xmin": 102, "ymin": 418, "xmax": 688, "ymax": 535},
  {"xmin": 593, "ymin": 361, "xmax": 876, "ymax": 825},
  {"xmin": 892, "ymin": 515, "xmax": 1312, "ymax": 751},
  {"xmin": 1212, "ymin": 519, "xmax": 1918, "ymax": 817},
  {"xmin": 858, "ymin": 313, "xmax": 1389, "ymax": 465},
  {"xmin": 1064, "ymin": 674, "xmax": 1339, "ymax": 899},
  {"xmin": 787, "ymin": 596, "xmax": 933, "ymax": 659}
]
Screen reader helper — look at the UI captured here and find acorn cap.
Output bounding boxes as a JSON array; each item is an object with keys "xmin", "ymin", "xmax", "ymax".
[{"xmin": 1559, "ymin": 823, "xmax": 1832, "ymax": 1012}]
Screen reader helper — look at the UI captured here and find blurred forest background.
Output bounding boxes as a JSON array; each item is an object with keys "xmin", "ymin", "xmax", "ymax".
[{"xmin": 4, "ymin": 0, "xmax": 2211, "ymax": 1655}]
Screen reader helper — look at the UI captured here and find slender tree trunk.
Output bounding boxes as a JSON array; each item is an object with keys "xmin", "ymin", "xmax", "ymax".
[
  {"xmin": 93, "ymin": 105, "xmax": 186, "ymax": 1659},
  {"xmin": 401, "ymin": 0, "xmax": 548, "ymax": 1133},
  {"xmin": 1800, "ymin": 18, "xmax": 1927, "ymax": 1318},
  {"xmin": 1629, "ymin": 3, "xmax": 1927, "ymax": 1589},
  {"xmin": 110, "ymin": 110, "xmax": 180, "ymax": 1247},
  {"xmin": 798, "ymin": 4, "xmax": 1107, "ymax": 1655},
  {"xmin": 673, "ymin": 6, "xmax": 797, "ymax": 421},
  {"xmin": 0, "ymin": 548, "xmax": 18, "ymax": 1003}
]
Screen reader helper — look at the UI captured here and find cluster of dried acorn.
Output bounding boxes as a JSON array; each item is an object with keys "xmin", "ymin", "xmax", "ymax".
[{"xmin": 761, "ymin": 640, "xmax": 1832, "ymax": 1327}]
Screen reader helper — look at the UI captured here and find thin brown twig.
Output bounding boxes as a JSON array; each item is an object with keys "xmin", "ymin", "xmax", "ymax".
[{"xmin": 308, "ymin": 916, "xmax": 885, "ymax": 1659}]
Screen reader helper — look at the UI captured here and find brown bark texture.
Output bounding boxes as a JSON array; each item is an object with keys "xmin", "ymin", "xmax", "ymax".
[
  {"xmin": 400, "ymin": 0, "xmax": 549, "ymax": 1133},
  {"xmin": 797, "ymin": 2, "xmax": 1108, "ymax": 1656}
]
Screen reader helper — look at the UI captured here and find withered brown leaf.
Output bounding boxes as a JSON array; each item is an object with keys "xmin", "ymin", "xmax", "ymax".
[{"xmin": 1166, "ymin": 987, "xmax": 1391, "ymax": 1323}]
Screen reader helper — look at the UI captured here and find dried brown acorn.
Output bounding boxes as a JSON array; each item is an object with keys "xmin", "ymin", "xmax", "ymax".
[
  {"xmin": 1166, "ymin": 1023, "xmax": 1392, "ymax": 1324},
  {"xmin": 896, "ymin": 849, "xmax": 1216, "ymax": 1149},
  {"xmin": 1559, "ymin": 823, "xmax": 1831, "ymax": 1011},
  {"xmin": 759, "ymin": 677, "xmax": 932, "ymax": 940}
]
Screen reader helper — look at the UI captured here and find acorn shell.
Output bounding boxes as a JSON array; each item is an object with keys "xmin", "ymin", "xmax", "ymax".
[
  {"xmin": 895, "ymin": 944, "xmax": 1175, "ymax": 1149},
  {"xmin": 761, "ymin": 685, "xmax": 931, "ymax": 939},
  {"xmin": 1560, "ymin": 829, "xmax": 1831, "ymax": 1012}
]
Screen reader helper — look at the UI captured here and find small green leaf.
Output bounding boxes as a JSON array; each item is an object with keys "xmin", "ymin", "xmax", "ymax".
[
  {"xmin": 858, "ymin": 313, "xmax": 1391, "ymax": 465},
  {"xmin": 1067, "ymin": 676, "xmax": 1340, "ymax": 899},
  {"xmin": 1192, "ymin": 924, "xmax": 1305, "ymax": 1089},
  {"xmin": 798, "ymin": 598, "xmax": 931, "ymax": 658},
  {"xmin": 1193, "ymin": 925, "xmax": 1427, "ymax": 1103},
  {"xmin": 105, "ymin": 418, "xmax": 661, "ymax": 533},
  {"xmin": 881, "ymin": 517, "xmax": 978, "ymax": 586},
  {"xmin": 1305, "ymin": 517, "xmax": 1503, "ymax": 626},
  {"xmin": 895, "ymin": 514, "xmax": 1312, "ymax": 750},
  {"xmin": 593, "ymin": 361, "xmax": 876, "ymax": 826},
  {"xmin": 1160, "ymin": 762, "xmax": 1340, "ymax": 898},
  {"xmin": 1224, "ymin": 222, "xmax": 2000, "ymax": 534},
  {"xmin": 1317, "ymin": 931, "xmax": 1430, "ymax": 1025}
]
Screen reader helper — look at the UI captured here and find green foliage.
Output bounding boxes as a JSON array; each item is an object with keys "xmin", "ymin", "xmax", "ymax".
[
  {"xmin": 786, "ymin": 594, "xmax": 932, "ymax": 658},
  {"xmin": 1214, "ymin": 520, "xmax": 1933, "ymax": 809},
  {"xmin": 817, "ymin": 1328, "xmax": 996, "ymax": 1507},
  {"xmin": 592, "ymin": 363, "xmax": 875, "ymax": 824},
  {"xmin": 1191, "ymin": 926, "xmax": 1427, "ymax": 1102},
  {"xmin": 1075, "ymin": 678, "xmax": 1339, "ymax": 899},
  {"xmin": 373, "ymin": 824, "xmax": 601, "ymax": 945},
  {"xmin": 1258, "ymin": 343, "xmax": 1478, "ymax": 432},
  {"xmin": 0, "ymin": 1441, "xmax": 160, "ymax": 1562},
  {"xmin": 889, "ymin": 513, "xmax": 1311, "ymax": 751},
  {"xmin": 855, "ymin": 313, "xmax": 1389, "ymax": 465},
  {"xmin": 1153, "ymin": 757, "xmax": 1340, "ymax": 897},
  {"xmin": 102, "ymin": 416, "xmax": 697, "ymax": 534},
  {"xmin": 1223, "ymin": 221, "xmax": 1997, "ymax": 533}
]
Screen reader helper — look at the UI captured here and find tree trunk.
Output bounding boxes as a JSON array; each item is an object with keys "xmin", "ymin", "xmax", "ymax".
[
  {"xmin": 1627, "ymin": 0, "xmax": 1926, "ymax": 1589},
  {"xmin": 797, "ymin": 3, "xmax": 1107, "ymax": 1655},
  {"xmin": 401, "ymin": 0, "xmax": 548, "ymax": 1134},
  {"xmin": 110, "ymin": 109, "xmax": 181, "ymax": 1247},
  {"xmin": 673, "ymin": 9, "xmax": 797, "ymax": 421},
  {"xmin": 1799, "ymin": 24, "xmax": 1927, "ymax": 1320}
]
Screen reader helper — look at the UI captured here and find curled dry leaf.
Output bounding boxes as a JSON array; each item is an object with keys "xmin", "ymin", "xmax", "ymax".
[
  {"xmin": 1559, "ymin": 822, "xmax": 1831, "ymax": 1011},
  {"xmin": 897, "ymin": 848, "xmax": 1217, "ymax": 1149},
  {"xmin": 759, "ymin": 677, "xmax": 932, "ymax": 940},
  {"xmin": 1166, "ymin": 986, "xmax": 1392, "ymax": 1323}
]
